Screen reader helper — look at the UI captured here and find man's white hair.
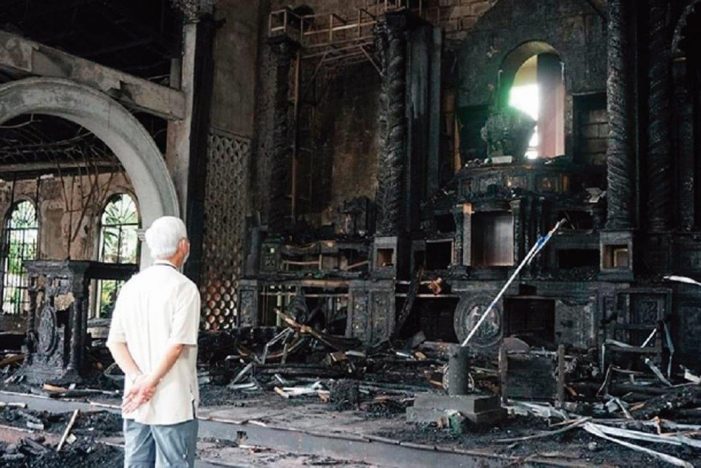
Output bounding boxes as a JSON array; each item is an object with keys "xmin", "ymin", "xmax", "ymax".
[{"xmin": 144, "ymin": 216, "xmax": 188, "ymax": 260}]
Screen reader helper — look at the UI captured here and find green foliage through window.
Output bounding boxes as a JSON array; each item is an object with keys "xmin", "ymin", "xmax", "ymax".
[
  {"xmin": 95, "ymin": 194, "xmax": 139, "ymax": 319},
  {"xmin": 1, "ymin": 201, "xmax": 38, "ymax": 315},
  {"xmin": 100, "ymin": 194, "xmax": 139, "ymax": 264}
]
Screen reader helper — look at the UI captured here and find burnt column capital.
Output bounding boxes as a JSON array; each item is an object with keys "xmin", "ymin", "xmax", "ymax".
[
  {"xmin": 267, "ymin": 35, "xmax": 300, "ymax": 58},
  {"xmin": 375, "ymin": 10, "xmax": 416, "ymax": 38},
  {"xmin": 170, "ymin": 0, "xmax": 214, "ymax": 23}
]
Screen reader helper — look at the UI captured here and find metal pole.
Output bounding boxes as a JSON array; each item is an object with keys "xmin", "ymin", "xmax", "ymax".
[{"xmin": 460, "ymin": 219, "xmax": 566, "ymax": 347}]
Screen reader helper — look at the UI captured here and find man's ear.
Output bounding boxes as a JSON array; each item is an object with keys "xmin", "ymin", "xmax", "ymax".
[{"xmin": 180, "ymin": 238, "xmax": 190, "ymax": 253}]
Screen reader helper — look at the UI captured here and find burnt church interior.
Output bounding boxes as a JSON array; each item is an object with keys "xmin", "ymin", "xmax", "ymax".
[{"xmin": 1, "ymin": 0, "xmax": 701, "ymax": 466}]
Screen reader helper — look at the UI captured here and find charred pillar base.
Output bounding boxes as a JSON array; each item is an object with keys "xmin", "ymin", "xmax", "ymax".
[
  {"xmin": 237, "ymin": 279, "xmax": 261, "ymax": 328},
  {"xmin": 371, "ymin": 236, "xmax": 408, "ymax": 279},
  {"xmin": 407, "ymin": 393, "xmax": 505, "ymax": 426},
  {"xmin": 347, "ymin": 280, "xmax": 395, "ymax": 344},
  {"xmin": 447, "ymin": 346, "xmax": 471, "ymax": 395}
]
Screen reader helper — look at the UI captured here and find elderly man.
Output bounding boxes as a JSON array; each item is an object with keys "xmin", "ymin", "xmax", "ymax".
[{"xmin": 107, "ymin": 216, "xmax": 200, "ymax": 468}]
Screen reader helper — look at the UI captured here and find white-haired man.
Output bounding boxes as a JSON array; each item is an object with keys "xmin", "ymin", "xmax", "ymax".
[{"xmin": 107, "ymin": 216, "xmax": 200, "ymax": 467}]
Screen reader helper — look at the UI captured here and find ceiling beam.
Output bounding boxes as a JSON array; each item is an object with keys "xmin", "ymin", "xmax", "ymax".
[
  {"xmin": 0, "ymin": 29, "xmax": 186, "ymax": 121},
  {"xmin": 0, "ymin": 160, "xmax": 122, "ymax": 175}
]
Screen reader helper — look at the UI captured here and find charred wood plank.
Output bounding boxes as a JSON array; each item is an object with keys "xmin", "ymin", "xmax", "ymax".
[{"xmin": 630, "ymin": 385, "xmax": 701, "ymax": 419}]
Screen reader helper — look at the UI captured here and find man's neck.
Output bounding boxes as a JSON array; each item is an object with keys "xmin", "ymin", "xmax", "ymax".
[{"xmin": 155, "ymin": 258, "xmax": 182, "ymax": 269}]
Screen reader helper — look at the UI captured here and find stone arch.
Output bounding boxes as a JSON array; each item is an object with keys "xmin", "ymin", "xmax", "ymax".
[{"xmin": 0, "ymin": 77, "xmax": 179, "ymax": 264}]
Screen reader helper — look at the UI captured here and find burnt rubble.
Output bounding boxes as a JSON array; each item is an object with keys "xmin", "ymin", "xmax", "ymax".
[
  {"xmin": 4, "ymin": 300, "xmax": 701, "ymax": 466},
  {"xmin": 0, "ymin": 437, "xmax": 123, "ymax": 468}
]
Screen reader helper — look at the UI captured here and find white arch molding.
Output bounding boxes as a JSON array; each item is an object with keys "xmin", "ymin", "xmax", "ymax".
[{"xmin": 0, "ymin": 77, "xmax": 180, "ymax": 266}]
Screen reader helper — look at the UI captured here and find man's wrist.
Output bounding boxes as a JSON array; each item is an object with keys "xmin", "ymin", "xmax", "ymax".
[
  {"xmin": 144, "ymin": 374, "xmax": 161, "ymax": 387},
  {"xmin": 128, "ymin": 372, "xmax": 142, "ymax": 385}
]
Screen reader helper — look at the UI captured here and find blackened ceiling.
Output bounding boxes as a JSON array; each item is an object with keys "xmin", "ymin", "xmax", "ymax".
[
  {"xmin": 0, "ymin": 0, "xmax": 183, "ymax": 81},
  {"xmin": 0, "ymin": 0, "xmax": 182, "ymax": 178}
]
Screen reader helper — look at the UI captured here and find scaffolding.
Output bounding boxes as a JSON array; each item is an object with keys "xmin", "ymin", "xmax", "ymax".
[
  {"xmin": 268, "ymin": 0, "xmax": 437, "ymax": 69},
  {"xmin": 268, "ymin": 1, "xmax": 437, "ymax": 220}
]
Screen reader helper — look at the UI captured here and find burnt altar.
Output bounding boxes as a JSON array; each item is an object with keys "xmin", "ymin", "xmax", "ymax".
[
  {"xmin": 239, "ymin": 0, "xmax": 701, "ymax": 368},
  {"xmin": 21, "ymin": 260, "xmax": 137, "ymax": 384}
]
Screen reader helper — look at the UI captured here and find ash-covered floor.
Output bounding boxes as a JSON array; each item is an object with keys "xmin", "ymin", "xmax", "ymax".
[{"xmin": 2, "ymin": 319, "xmax": 701, "ymax": 467}]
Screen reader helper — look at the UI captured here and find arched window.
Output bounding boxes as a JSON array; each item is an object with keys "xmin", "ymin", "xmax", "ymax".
[
  {"xmin": 95, "ymin": 193, "xmax": 139, "ymax": 318},
  {"xmin": 501, "ymin": 43, "xmax": 566, "ymax": 159},
  {"xmin": 1, "ymin": 200, "xmax": 38, "ymax": 314}
]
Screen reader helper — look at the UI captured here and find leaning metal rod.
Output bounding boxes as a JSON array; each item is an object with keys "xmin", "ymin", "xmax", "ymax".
[{"xmin": 460, "ymin": 219, "xmax": 567, "ymax": 347}]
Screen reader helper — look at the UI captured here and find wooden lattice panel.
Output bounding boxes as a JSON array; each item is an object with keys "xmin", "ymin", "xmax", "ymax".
[{"xmin": 201, "ymin": 130, "xmax": 249, "ymax": 330}]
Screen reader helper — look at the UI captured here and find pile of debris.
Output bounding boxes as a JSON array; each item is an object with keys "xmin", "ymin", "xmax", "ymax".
[
  {"xmin": 0, "ymin": 405, "xmax": 122, "ymax": 436},
  {"xmin": 0, "ymin": 332, "xmax": 25, "ymax": 387},
  {"xmin": 3, "ymin": 281, "xmax": 701, "ymax": 467},
  {"xmin": 498, "ymin": 398, "xmax": 701, "ymax": 467},
  {"xmin": 0, "ymin": 437, "xmax": 122, "ymax": 468},
  {"xmin": 403, "ymin": 338, "xmax": 701, "ymax": 466},
  {"xmin": 0, "ymin": 405, "xmax": 123, "ymax": 467},
  {"xmin": 193, "ymin": 310, "xmax": 442, "ymax": 414},
  {"xmin": 217, "ymin": 303, "xmax": 701, "ymax": 466}
]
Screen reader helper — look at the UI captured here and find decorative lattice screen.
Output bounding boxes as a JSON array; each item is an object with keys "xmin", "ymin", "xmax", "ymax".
[{"xmin": 200, "ymin": 129, "xmax": 249, "ymax": 330}]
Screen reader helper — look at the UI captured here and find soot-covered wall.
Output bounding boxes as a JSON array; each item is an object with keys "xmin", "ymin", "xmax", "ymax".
[{"xmin": 315, "ymin": 63, "xmax": 381, "ymax": 226}]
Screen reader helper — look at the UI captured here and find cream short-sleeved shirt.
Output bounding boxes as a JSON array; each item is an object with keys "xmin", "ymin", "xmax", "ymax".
[{"xmin": 107, "ymin": 261, "xmax": 201, "ymax": 426}]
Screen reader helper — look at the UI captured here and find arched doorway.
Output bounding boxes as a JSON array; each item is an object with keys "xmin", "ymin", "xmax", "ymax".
[{"xmin": 0, "ymin": 77, "xmax": 179, "ymax": 264}]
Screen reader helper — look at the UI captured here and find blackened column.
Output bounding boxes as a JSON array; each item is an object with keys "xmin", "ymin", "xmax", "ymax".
[
  {"xmin": 605, "ymin": 0, "xmax": 635, "ymax": 230},
  {"xmin": 646, "ymin": 0, "xmax": 674, "ymax": 232},
  {"xmin": 375, "ymin": 13, "xmax": 408, "ymax": 236},
  {"xmin": 674, "ymin": 60, "xmax": 695, "ymax": 231},
  {"xmin": 268, "ymin": 37, "xmax": 298, "ymax": 235},
  {"xmin": 183, "ymin": 15, "xmax": 216, "ymax": 283}
]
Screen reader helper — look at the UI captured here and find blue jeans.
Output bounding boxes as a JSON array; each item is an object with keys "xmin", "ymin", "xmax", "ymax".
[{"xmin": 123, "ymin": 417, "xmax": 198, "ymax": 468}]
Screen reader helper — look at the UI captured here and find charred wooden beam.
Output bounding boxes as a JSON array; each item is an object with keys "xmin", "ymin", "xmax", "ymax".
[
  {"xmin": 646, "ymin": 0, "xmax": 673, "ymax": 232},
  {"xmin": 604, "ymin": 0, "xmax": 635, "ymax": 230},
  {"xmin": 0, "ymin": 160, "xmax": 121, "ymax": 176}
]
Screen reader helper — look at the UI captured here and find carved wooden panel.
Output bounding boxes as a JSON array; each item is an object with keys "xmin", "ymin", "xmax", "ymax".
[{"xmin": 200, "ymin": 130, "xmax": 249, "ymax": 330}]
